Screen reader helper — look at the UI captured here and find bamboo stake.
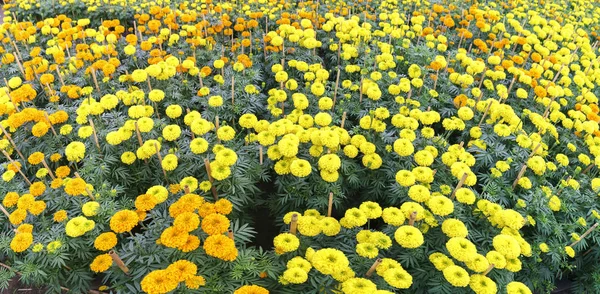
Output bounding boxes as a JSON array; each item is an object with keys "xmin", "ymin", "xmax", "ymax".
[
  {"xmin": 228, "ymin": 229, "xmax": 234, "ymax": 241},
  {"xmin": 259, "ymin": 146, "xmax": 263, "ymax": 165},
  {"xmin": 88, "ymin": 118, "xmax": 101, "ymax": 151},
  {"xmin": 74, "ymin": 172, "xmax": 95, "ymax": 200},
  {"xmin": 154, "ymin": 142, "xmax": 168, "ymax": 181},
  {"xmin": 0, "ymin": 124, "xmax": 26, "ymax": 162},
  {"xmin": 0, "ymin": 204, "xmax": 11, "ymax": 218},
  {"xmin": 203, "ymin": 158, "xmax": 219, "ymax": 201},
  {"xmin": 108, "ymin": 250, "xmax": 129, "ymax": 274},
  {"xmin": 332, "ymin": 68, "xmax": 341, "ymax": 108},
  {"xmin": 583, "ymin": 163, "xmax": 594, "ymax": 175},
  {"xmin": 290, "ymin": 213, "xmax": 299, "ymax": 235},
  {"xmin": 215, "ymin": 116, "xmax": 221, "ymax": 143},
  {"xmin": 365, "ymin": 258, "xmax": 382, "ymax": 277},
  {"xmin": 450, "ymin": 173, "xmax": 468, "ymax": 200},
  {"xmin": 134, "ymin": 122, "xmax": 143, "ymax": 147},
  {"xmin": 569, "ymin": 223, "xmax": 599, "ymax": 247},
  {"xmin": 231, "ymin": 76, "xmax": 235, "ymax": 105},
  {"xmin": 482, "ymin": 264, "xmax": 495, "ymax": 276},
  {"xmin": 2, "ymin": 150, "xmax": 31, "ymax": 185},
  {"xmin": 408, "ymin": 211, "xmax": 417, "ymax": 226},
  {"xmin": 2, "ymin": 86, "xmax": 20, "ymax": 112},
  {"xmin": 90, "ymin": 68, "xmax": 100, "ymax": 93},
  {"xmin": 41, "ymin": 158, "xmax": 55, "ymax": 180},
  {"xmin": 186, "ymin": 109, "xmax": 195, "ymax": 139},
  {"xmin": 327, "ymin": 192, "xmax": 333, "ymax": 217},
  {"xmin": 359, "ymin": 76, "xmax": 364, "ymax": 102},
  {"xmin": 512, "ymin": 164, "xmax": 528, "ymax": 189},
  {"xmin": 477, "ymin": 99, "xmax": 495, "ymax": 127}
]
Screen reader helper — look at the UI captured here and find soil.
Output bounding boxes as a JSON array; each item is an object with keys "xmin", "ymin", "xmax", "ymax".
[{"xmin": 4, "ymin": 278, "xmax": 47, "ymax": 294}]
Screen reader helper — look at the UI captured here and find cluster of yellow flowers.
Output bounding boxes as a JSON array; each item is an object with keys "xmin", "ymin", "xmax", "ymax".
[{"xmin": 1, "ymin": 0, "xmax": 600, "ymax": 292}]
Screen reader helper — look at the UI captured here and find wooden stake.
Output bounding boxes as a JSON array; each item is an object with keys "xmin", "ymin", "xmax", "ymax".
[
  {"xmin": 332, "ymin": 68, "xmax": 341, "ymax": 108},
  {"xmin": 450, "ymin": 173, "xmax": 468, "ymax": 200},
  {"xmin": 88, "ymin": 118, "xmax": 101, "ymax": 151},
  {"xmin": 478, "ymin": 100, "xmax": 494, "ymax": 127},
  {"xmin": 0, "ymin": 124, "xmax": 26, "ymax": 162},
  {"xmin": 90, "ymin": 68, "xmax": 100, "ymax": 93},
  {"xmin": 2, "ymin": 150, "xmax": 31, "ymax": 185},
  {"xmin": 408, "ymin": 211, "xmax": 417, "ymax": 226},
  {"xmin": 482, "ymin": 264, "xmax": 495, "ymax": 276},
  {"xmin": 0, "ymin": 204, "xmax": 11, "ymax": 218},
  {"xmin": 570, "ymin": 223, "xmax": 599, "ymax": 247},
  {"xmin": 134, "ymin": 122, "xmax": 143, "ymax": 147},
  {"xmin": 41, "ymin": 159, "xmax": 55, "ymax": 180},
  {"xmin": 154, "ymin": 142, "xmax": 168, "ymax": 181},
  {"xmin": 203, "ymin": 158, "xmax": 218, "ymax": 201},
  {"xmin": 2, "ymin": 86, "xmax": 20, "ymax": 112},
  {"xmin": 583, "ymin": 163, "xmax": 594, "ymax": 175},
  {"xmin": 108, "ymin": 250, "xmax": 129, "ymax": 274},
  {"xmin": 290, "ymin": 213, "xmax": 298, "ymax": 235},
  {"xmin": 365, "ymin": 258, "xmax": 382, "ymax": 277},
  {"xmin": 359, "ymin": 76, "xmax": 364, "ymax": 102},
  {"xmin": 185, "ymin": 109, "xmax": 195, "ymax": 139},
  {"xmin": 259, "ymin": 146, "xmax": 263, "ymax": 165},
  {"xmin": 341, "ymin": 112, "xmax": 347, "ymax": 129},
  {"xmin": 512, "ymin": 164, "xmax": 528, "ymax": 189},
  {"xmin": 327, "ymin": 192, "xmax": 333, "ymax": 217},
  {"xmin": 231, "ymin": 76, "xmax": 235, "ymax": 105},
  {"xmin": 74, "ymin": 172, "xmax": 95, "ymax": 200}
]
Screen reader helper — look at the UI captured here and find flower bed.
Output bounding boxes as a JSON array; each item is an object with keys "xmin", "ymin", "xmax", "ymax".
[{"xmin": 1, "ymin": 0, "xmax": 600, "ymax": 293}]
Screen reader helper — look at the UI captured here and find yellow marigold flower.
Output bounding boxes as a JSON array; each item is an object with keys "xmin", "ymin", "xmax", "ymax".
[
  {"xmin": 356, "ymin": 243, "xmax": 378, "ymax": 258},
  {"xmin": 382, "ymin": 207, "xmax": 405, "ymax": 226},
  {"xmin": 10, "ymin": 233, "xmax": 33, "ymax": 253},
  {"xmin": 27, "ymin": 152, "xmax": 44, "ymax": 165},
  {"xmin": 442, "ymin": 265, "xmax": 470, "ymax": 287},
  {"xmin": 178, "ymin": 235, "xmax": 200, "ymax": 253},
  {"xmin": 565, "ymin": 246, "xmax": 575, "ymax": 258},
  {"xmin": 65, "ymin": 141, "xmax": 86, "ymax": 162},
  {"xmin": 446, "ymin": 237, "xmax": 477, "ymax": 262},
  {"xmin": 273, "ymin": 233, "xmax": 300, "ymax": 253},
  {"xmin": 214, "ymin": 199, "xmax": 232, "ymax": 215},
  {"xmin": 160, "ymin": 226, "xmax": 189, "ymax": 248},
  {"xmin": 311, "ymin": 248, "xmax": 349, "ymax": 275},
  {"xmin": 110, "ymin": 210, "xmax": 139, "ymax": 233},
  {"xmin": 429, "ymin": 252, "xmax": 455, "ymax": 271},
  {"xmin": 506, "ymin": 282, "xmax": 532, "ymax": 294},
  {"xmin": 441, "ymin": 219, "xmax": 468, "ymax": 238},
  {"xmin": 3, "ymin": 192, "xmax": 19, "ymax": 208},
  {"xmin": 234, "ymin": 285, "xmax": 269, "ymax": 294},
  {"xmin": 94, "ymin": 232, "xmax": 117, "ymax": 251},
  {"xmin": 90, "ymin": 254, "xmax": 113, "ymax": 273},
  {"xmin": 167, "ymin": 260, "xmax": 197, "ymax": 282},
  {"xmin": 469, "ymin": 274, "xmax": 497, "ymax": 294},
  {"xmin": 140, "ymin": 270, "xmax": 179, "ymax": 294},
  {"xmin": 341, "ymin": 278, "xmax": 377, "ymax": 293},
  {"xmin": 359, "ymin": 201, "xmax": 382, "ymax": 219},
  {"xmin": 64, "ymin": 178, "xmax": 86, "ymax": 196},
  {"xmin": 383, "ymin": 267, "xmax": 413, "ymax": 289},
  {"xmin": 82, "ymin": 201, "xmax": 100, "ymax": 216},
  {"xmin": 394, "ymin": 225, "xmax": 424, "ymax": 249},
  {"xmin": 492, "ymin": 234, "xmax": 521, "ymax": 259},
  {"xmin": 203, "ymin": 234, "xmax": 238, "ymax": 261},
  {"xmin": 184, "ymin": 275, "xmax": 206, "ymax": 289},
  {"xmin": 174, "ymin": 212, "xmax": 200, "ymax": 232},
  {"xmin": 201, "ymin": 213, "xmax": 230, "ymax": 235},
  {"xmin": 53, "ymin": 210, "xmax": 67, "ymax": 222}
]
